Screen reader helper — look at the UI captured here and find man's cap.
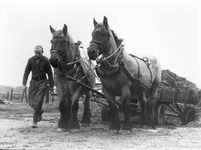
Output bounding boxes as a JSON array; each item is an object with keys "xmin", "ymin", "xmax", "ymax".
[{"xmin": 34, "ymin": 45, "xmax": 43, "ymax": 52}]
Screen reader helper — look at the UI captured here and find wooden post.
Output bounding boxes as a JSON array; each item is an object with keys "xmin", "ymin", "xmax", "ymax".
[
  {"xmin": 25, "ymin": 90, "xmax": 28, "ymax": 103},
  {"xmin": 52, "ymin": 92, "xmax": 54, "ymax": 103},
  {"xmin": 10, "ymin": 89, "xmax": 13, "ymax": 102},
  {"xmin": 7, "ymin": 92, "xmax": 9, "ymax": 100},
  {"xmin": 21, "ymin": 91, "xmax": 24, "ymax": 103}
]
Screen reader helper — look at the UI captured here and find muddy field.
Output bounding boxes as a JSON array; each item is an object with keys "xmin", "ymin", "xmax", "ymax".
[{"xmin": 1, "ymin": 101, "xmax": 201, "ymax": 150}]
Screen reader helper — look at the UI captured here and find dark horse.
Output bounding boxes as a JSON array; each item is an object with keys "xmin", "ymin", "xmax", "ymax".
[
  {"xmin": 87, "ymin": 16, "xmax": 161, "ymax": 132},
  {"xmin": 49, "ymin": 24, "xmax": 95, "ymax": 131}
]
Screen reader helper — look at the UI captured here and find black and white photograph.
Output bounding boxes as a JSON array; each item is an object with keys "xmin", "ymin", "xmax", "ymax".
[{"xmin": 0, "ymin": 0, "xmax": 201, "ymax": 149}]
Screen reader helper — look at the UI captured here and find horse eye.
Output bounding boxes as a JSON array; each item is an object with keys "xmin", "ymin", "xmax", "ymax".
[{"xmin": 50, "ymin": 40, "xmax": 53, "ymax": 43}]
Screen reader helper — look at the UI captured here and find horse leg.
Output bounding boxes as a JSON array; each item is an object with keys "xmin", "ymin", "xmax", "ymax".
[
  {"xmin": 70, "ymin": 88, "xmax": 82, "ymax": 129},
  {"xmin": 81, "ymin": 91, "xmax": 92, "ymax": 126},
  {"xmin": 103, "ymin": 89, "xmax": 121, "ymax": 132},
  {"xmin": 122, "ymin": 87, "xmax": 132, "ymax": 131},
  {"xmin": 138, "ymin": 92, "xmax": 148, "ymax": 128},
  {"xmin": 58, "ymin": 100, "xmax": 71, "ymax": 130},
  {"xmin": 148, "ymin": 85, "xmax": 158, "ymax": 129}
]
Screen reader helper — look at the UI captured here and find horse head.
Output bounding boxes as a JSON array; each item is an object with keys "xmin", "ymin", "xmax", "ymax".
[
  {"xmin": 87, "ymin": 16, "xmax": 115, "ymax": 60},
  {"xmin": 49, "ymin": 24, "xmax": 75, "ymax": 68}
]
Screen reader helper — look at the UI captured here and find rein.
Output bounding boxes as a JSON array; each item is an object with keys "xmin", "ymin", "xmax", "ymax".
[
  {"xmin": 64, "ymin": 59, "xmax": 81, "ymax": 66},
  {"xmin": 96, "ymin": 43, "xmax": 123, "ymax": 65}
]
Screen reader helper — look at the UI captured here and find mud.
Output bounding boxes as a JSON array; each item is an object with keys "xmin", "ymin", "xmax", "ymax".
[{"xmin": 0, "ymin": 103, "xmax": 201, "ymax": 150}]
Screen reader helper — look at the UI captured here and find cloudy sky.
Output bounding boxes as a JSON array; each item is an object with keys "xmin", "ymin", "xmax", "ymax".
[{"xmin": 0, "ymin": 0, "xmax": 201, "ymax": 88}]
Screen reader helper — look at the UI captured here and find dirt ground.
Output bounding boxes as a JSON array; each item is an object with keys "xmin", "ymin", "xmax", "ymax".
[{"xmin": 1, "ymin": 101, "xmax": 201, "ymax": 150}]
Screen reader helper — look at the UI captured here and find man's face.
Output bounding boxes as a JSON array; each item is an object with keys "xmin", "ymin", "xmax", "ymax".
[{"xmin": 35, "ymin": 51, "xmax": 42, "ymax": 60}]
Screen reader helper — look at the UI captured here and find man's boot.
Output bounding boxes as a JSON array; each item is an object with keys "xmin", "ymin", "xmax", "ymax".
[
  {"xmin": 32, "ymin": 111, "xmax": 38, "ymax": 128},
  {"xmin": 37, "ymin": 110, "xmax": 43, "ymax": 122}
]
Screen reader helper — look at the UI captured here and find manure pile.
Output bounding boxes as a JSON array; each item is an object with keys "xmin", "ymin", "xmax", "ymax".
[{"xmin": 161, "ymin": 69, "xmax": 201, "ymax": 105}]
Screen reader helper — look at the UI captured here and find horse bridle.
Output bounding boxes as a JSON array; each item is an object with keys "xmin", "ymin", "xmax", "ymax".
[
  {"xmin": 89, "ymin": 31, "xmax": 123, "ymax": 66},
  {"xmin": 50, "ymin": 45, "xmax": 81, "ymax": 66}
]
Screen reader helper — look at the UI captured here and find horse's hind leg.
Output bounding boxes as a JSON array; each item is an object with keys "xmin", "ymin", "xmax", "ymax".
[
  {"xmin": 148, "ymin": 83, "xmax": 159, "ymax": 129},
  {"xmin": 122, "ymin": 88, "xmax": 132, "ymax": 131},
  {"xmin": 81, "ymin": 91, "xmax": 92, "ymax": 126},
  {"xmin": 138, "ymin": 92, "xmax": 147, "ymax": 128}
]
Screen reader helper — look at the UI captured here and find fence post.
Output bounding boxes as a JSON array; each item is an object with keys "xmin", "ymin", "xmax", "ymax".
[
  {"xmin": 7, "ymin": 92, "xmax": 9, "ymax": 100},
  {"xmin": 52, "ymin": 92, "xmax": 54, "ymax": 103},
  {"xmin": 25, "ymin": 90, "xmax": 28, "ymax": 103},
  {"xmin": 10, "ymin": 88, "xmax": 13, "ymax": 102}
]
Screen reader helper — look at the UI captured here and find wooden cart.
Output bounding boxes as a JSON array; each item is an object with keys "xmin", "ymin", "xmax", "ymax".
[{"xmin": 97, "ymin": 87, "xmax": 197, "ymax": 125}]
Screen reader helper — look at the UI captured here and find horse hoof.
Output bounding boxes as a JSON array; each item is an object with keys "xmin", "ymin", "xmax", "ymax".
[
  {"xmin": 57, "ymin": 128, "xmax": 68, "ymax": 132},
  {"xmin": 122, "ymin": 130, "xmax": 132, "ymax": 134},
  {"xmin": 108, "ymin": 129, "xmax": 119, "ymax": 134},
  {"xmin": 80, "ymin": 122, "xmax": 90, "ymax": 127},
  {"xmin": 70, "ymin": 129, "xmax": 80, "ymax": 133}
]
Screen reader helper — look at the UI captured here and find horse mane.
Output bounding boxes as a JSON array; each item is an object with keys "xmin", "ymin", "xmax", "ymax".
[{"xmin": 110, "ymin": 30, "xmax": 121, "ymax": 47}]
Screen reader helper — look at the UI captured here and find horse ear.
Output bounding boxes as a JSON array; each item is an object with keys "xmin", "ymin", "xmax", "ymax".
[
  {"xmin": 103, "ymin": 16, "xmax": 109, "ymax": 30},
  {"xmin": 93, "ymin": 18, "xmax": 98, "ymax": 28},
  {"xmin": 63, "ymin": 24, "xmax": 68, "ymax": 36},
  {"xmin": 50, "ymin": 25, "xmax": 55, "ymax": 34}
]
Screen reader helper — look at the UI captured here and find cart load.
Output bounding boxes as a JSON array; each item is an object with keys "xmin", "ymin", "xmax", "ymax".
[{"xmin": 160, "ymin": 69, "xmax": 201, "ymax": 105}]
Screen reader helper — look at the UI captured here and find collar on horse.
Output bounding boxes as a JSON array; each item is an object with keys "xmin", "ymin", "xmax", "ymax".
[
  {"xmin": 95, "ymin": 46, "xmax": 153, "ymax": 90},
  {"xmin": 54, "ymin": 63, "xmax": 81, "ymax": 79}
]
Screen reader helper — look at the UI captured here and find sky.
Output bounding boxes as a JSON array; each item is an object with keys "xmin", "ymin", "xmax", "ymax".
[{"xmin": 0, "ymin": 0, "xmax": 201, "ymax": 88}]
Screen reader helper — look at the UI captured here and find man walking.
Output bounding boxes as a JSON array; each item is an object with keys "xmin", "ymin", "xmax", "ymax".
[{"xmin": 22, "ymin": 45, "xmax": 54, "ymax": 128}]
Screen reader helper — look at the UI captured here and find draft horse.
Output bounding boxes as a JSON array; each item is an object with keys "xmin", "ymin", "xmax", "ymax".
[
  {"xmin": 49, "ymin": 24, "xmax": 95, "ymax": 131},
  {"xmin": 87, "ymin": 16, "xmax": 161, "ymax": 132}
]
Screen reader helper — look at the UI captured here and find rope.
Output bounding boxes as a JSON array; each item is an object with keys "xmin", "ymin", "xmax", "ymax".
[{"xmin": 97, "ymin": 44, "xmax": 122, "ymax": 63}]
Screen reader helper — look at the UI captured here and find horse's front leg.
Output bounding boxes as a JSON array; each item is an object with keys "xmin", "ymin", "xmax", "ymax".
[
  {"xmin": 103, "ymin": 89, "xmax": 121, "ymax": 132},
  {"xmin": 70, "ymin": 87, "xmax": 82, "ymax": 129},
  {"xmin": 121, "ymin": 87, "xmax": 132, "ymax": 132},
  {"xmin": 81, "ymin": 91, "xmax": 92, "ymax": 126},
  {"xmin": 58, "ymin": 95, "xmax": 72, "ymax": 131}
]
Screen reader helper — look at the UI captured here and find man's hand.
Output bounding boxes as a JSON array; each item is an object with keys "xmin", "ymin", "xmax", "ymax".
[{"xmin": 22, "ymin": 85, "xmax": 27, "ymax": 92}]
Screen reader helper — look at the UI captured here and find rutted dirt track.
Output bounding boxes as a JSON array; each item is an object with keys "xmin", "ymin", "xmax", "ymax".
[{"xmin": 0, "ymin": 103, "xmax": 201, "ymax": 150}]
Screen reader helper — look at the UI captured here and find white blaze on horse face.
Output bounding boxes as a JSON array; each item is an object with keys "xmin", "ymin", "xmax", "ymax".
[
  {"xmin": 94, "ymin": 28, "xmax": 102, "ymax": 36},
  {"xmin": 94, "ymin": 28, "xmax": 101, "ymax": 32}
]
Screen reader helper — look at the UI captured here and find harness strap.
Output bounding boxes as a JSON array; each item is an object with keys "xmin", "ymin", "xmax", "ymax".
[
  {"xmin": 129, "ymin": 54, "xmax": 153, "ymax": 84},
  {"xmin": 120, "ymin": 62, "xmax": 150, "ymax": 90},
  {"xmin": 54, "ymin": 64, "xmax": 77, "ymax": 77}
]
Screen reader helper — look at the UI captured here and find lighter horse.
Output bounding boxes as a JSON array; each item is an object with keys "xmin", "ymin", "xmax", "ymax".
[{"xmin": 87, "ymin": 16, "xmax": 162, "ymax": 132}]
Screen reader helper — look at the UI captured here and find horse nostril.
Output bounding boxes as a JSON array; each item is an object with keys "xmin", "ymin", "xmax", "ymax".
[{"xmin": 55, "ymin": 58, "xmax": 59, "ymax": 63}]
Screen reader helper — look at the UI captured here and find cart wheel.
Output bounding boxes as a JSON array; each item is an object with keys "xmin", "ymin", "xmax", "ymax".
[
  {"xmin": 155, "ymin": 103, "xmax": 164, "ymax": 125},
  {"xmin": 182, "ymin": 107, "xmax": 196, "ymax": 125},
  {"xmin": 101, "ymin": 106, "xmax": 111, "ymax": 121}
]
